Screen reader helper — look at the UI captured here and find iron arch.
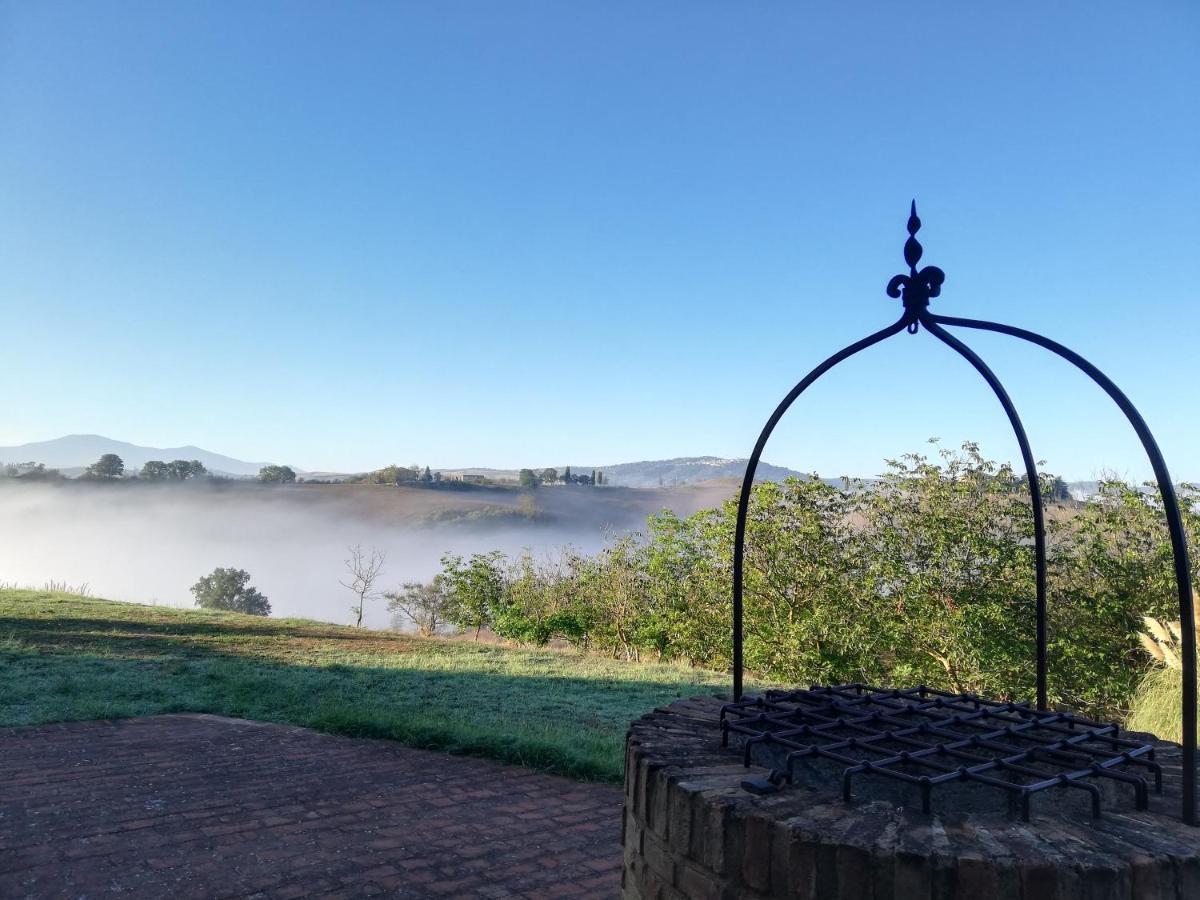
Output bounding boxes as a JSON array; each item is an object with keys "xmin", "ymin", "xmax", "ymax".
[{"xmin": 730, "ymin": 203, "xmax": 1195, "ymax": 823}]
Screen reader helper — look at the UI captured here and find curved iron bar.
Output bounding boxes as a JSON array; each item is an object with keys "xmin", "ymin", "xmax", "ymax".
[
  {"xmin": 928, "ymin": 311, "xmax": 1197, "ymax": 826},
  {"xmin": 917, "ymin": 314, "xmax": 1049, "ymax": 711},
  {"xmin": 731, "ymin": 203, "xmax": 1195, "ymax": 823},
  {"xmin": 731, "ymin": 315, "xmax": 909, "ymax": 701}
]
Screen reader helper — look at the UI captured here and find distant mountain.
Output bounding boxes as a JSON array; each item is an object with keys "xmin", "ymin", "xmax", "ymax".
[
  {"xmin": 0, "ymin": 434, "xmax": 277, "ymax": 478},
  {"xmin": 591, "ymin": 456, "xmax": 808, "ymax": 488}
]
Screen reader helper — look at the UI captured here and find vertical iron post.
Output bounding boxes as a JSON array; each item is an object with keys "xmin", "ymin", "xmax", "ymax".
[{"xmin": 919, "ymin": 317, "xmax": 1049, "ymax": 710}]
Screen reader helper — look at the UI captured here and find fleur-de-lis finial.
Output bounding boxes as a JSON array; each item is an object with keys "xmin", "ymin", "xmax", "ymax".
[{"xmin": 887, "ymin": 200, "xmax": 945, "ymax": 329}]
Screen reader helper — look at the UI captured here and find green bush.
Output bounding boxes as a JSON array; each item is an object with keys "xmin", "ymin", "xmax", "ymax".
[
  {"xmin": 426, "ymin": 442, "xmax": 1197, "ymax": 721},
  {"xmin": 190, "ymin": 567, "xmax": 271, "ymax": 616}
]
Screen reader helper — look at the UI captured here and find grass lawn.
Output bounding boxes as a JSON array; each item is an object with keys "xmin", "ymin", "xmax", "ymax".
[{"xmin": 0, "ymin": 589, "xmax": 732, "ymax": 781}]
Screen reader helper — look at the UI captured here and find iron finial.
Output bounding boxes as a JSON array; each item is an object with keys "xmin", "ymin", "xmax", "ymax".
[{"xmin": 887, "ymin": 200, "xmax": 945, "ymax": 329}]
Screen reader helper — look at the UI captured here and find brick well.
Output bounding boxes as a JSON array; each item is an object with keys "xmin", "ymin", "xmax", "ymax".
[{"xmin": 621, "ymin": 696, "xmax": 1200, "ymax": 900}]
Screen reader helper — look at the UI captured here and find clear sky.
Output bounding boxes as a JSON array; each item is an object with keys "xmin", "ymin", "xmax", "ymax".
[{"xmin": 2, "ymin": 2, "xmax": 1197, "ymax": 479}]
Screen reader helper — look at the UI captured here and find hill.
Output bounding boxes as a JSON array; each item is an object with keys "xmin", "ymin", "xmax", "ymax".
[
  {"xmin": 591, "ymin": 456, "xmax": 808, "ymax": 488},
  {"xmin": 0, "ymin": 588, "xmax": 729, "ymax": 780},
  {"xmin": 0, "ymin": 434, "xmax": 276, "ymax": 477},
  {"xmin": 0, "ymin": 435, "xmax": 813, "ymax": 486},
  {"xmin": 438, "ymin": 457, "xmax": 810, "ymax": 487}
]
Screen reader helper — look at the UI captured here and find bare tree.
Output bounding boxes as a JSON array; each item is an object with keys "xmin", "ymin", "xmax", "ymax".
[{"xmin": 340, "ymin": 544, "xmax": 387, "ymax": 627}]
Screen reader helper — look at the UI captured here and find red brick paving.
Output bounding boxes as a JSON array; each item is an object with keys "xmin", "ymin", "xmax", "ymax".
[{"xmin": 0, "ymin": 715, "xmax": 622, "ymax": 898}]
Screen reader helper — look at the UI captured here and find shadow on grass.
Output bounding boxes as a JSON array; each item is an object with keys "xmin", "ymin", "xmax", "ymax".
[
  {"xmin": 0, "ymin": 615, "xmax": 388, "ymax": 642},
  {"xmin": 0, "ymin": 617, "xmax": 728, "ymax": 782}
]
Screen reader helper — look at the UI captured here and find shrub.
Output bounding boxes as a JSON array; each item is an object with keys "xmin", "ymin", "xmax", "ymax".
[
  {"xmin": 427, "ymin": 442, "xmax": 1199, "ymax": 722},
  {"xmin": 190, "ymin": 567, "xmax": 271, "ymax": 616}
]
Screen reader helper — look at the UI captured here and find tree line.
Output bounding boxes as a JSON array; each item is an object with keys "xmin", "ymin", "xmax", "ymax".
[
  {"xmin": 397, "ymin": 443, "xmax": 1196, "ymax": 721},
  {"xmin": 347, "ymin": 464, "xmax": 606, "ymax": 489},
  {"xmin": 2, "ymin": 453, "xmax": 298, "ymax": 484},
  {"xmin": 518, "ymin": 467, "xmax": 605, "ymax": 488},
  {"xmin": 3, "ymin": 454, "xmax": 609, "ymax": 490}
]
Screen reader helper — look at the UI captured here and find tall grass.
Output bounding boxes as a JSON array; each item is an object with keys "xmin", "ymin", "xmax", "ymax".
[
  {"xmin": 1125, "ymin": 593, "xmax": 1199, "ymax": 742},
  {"xmin": 1126, "ymin": 665, "xmax": 1185, "ymax": 741}
]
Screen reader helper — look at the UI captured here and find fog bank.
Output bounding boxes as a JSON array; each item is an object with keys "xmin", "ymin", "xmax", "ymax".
[{"xmin": 0, "ymin": 480, "xmax": 729, "ymax": 629}]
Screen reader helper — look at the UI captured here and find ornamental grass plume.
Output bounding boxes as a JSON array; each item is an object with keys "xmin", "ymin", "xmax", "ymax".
[
  {"xmin": 1127, "ymin": 589, "xmax": 1200, "ymax": 741},
  {"xmin": 1138, "ymin": 615, "xmax": 1181, "ymax": 669}
]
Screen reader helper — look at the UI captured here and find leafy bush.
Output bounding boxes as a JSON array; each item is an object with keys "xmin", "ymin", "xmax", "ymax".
[
  {"xmin": 190, "ymin": 567, "xmax": 271, "ymax": 616},
  {"xmin": 421, "ymin": 442, "xmax": 1197, "ymax": 722}
]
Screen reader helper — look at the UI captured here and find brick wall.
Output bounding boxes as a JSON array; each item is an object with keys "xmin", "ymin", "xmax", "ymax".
[{"xmin": 621, "ymin": 696, "xmax": 1200, "ymax": 900}]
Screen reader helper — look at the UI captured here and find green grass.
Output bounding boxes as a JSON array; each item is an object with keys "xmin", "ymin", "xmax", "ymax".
[
  {"xmin": 0, "ymin": 589, "xmax": 732, "ymax": 781},
  {"xmin": 1126, "ymin": 664, "xmax": 1188, "ymax": 742}
]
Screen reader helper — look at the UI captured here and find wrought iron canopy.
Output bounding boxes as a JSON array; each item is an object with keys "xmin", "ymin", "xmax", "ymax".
[{"xmin": 730, "ymin": 203, "xmax": 1197, "ymax": 824}]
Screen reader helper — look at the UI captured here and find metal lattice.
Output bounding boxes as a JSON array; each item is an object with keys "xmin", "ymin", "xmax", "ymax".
[
  {"xmin": 721, "ymin": 684, "xmax": 1162, "ymax": 821},
  {"xmin": 726, "ymin": 204, "xmax": 1196, "ymax": 823}
]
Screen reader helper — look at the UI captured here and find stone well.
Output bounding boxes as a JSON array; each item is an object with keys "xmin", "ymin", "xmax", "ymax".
[{"xmin": 621, "ymin": 696, "xmax": 1200, "ymax": 900}]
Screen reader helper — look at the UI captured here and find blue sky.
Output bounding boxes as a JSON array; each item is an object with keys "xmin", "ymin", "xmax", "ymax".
[{"xmin": 1, "ymin": 2, "xmax": 1197, "ymax": 479}]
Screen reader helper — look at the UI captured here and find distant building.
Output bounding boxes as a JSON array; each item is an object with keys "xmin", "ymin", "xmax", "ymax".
[{"xmin": 446, "ymin": 472, "xmax": 487, "ymax": 484}]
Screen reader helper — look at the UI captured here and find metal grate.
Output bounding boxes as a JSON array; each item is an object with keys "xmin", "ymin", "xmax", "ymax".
[{"xmin": 720, "ymin": 684, "xmax": 1163, "ymax": 821}]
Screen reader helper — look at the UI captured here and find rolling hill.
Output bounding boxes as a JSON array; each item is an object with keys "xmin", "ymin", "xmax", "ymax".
[
  {"xmin": 0, "ymin": 434, "xmax": 277, "ymax": 477},
  {"xmin": 2, "ymin": 435, "xmax": 1109, "ymax": 495},
  {"xmin": 0, "ymin": 436, "xmax": 811, "ymax": 486}
]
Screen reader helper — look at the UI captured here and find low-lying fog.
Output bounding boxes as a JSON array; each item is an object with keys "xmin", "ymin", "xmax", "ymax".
[{"xmin": 0, "ymin": 480, "xmax": 732, "ymax": 629}]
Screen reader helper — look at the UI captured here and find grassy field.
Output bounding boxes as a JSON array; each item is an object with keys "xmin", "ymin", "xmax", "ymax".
[{"xmin": 0, "ymin": 589, "xmax": 731, "ymax": 781}]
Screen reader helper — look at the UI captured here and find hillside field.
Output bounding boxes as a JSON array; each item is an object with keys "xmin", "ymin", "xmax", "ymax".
[{"xmin": 0, "ymin": 589, "xmax": 732, "ymax": 781}]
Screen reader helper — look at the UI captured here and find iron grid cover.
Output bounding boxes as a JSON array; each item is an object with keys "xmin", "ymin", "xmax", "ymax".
[{"xmin": 721, "ymin": 684, "xmax": 1162, "ymax": 821}]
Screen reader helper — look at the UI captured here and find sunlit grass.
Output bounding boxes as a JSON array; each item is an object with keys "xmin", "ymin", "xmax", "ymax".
[
  {"xmin": 0, "ymin": 589, "xmax": 731, "ymax": 780},
  {"xmin": 1126, "ymin": 665, "xmax": 1189, "ymax": 742}
]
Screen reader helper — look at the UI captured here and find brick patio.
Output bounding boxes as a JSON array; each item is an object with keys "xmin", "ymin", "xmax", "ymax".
[{"xmin": 0, "ymin": 715, "xmax": 623, "ymax": 899}]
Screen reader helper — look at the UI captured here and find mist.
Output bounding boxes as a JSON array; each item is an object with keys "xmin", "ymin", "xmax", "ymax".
[{"xmin": 0, "ymin": 479, "xmax": 731, "ymax": 629}]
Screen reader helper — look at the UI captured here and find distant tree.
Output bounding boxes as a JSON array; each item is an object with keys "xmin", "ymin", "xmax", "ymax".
[
  {"xmin": 421, "ymin": 465, "xmax": 433, "ymax": 485},
  {"xmin": 16, "ymin": 462, "xmax": 63, "ymax": 481},
  {"xmin": 341, "ymin": 544, "xmax": 387, "ymax": 628},
  {"xmin": 541, "ymin": 468, "xmax": 558, "ymax": 485},
  {"xmin": 433, "ymin": 471, "xmax": 443, "ymax": 483},
  {"xmin": 1049, "ymin": 475, "xmax": 1071, "ymax": 503},
  {"xmin": 258, "ymin": 464, "xmax": 297, "ymax": 484},
  {"xmin": 518, "ymin": 468, "xmax": 540, "ymax": 489},
  {"xmin": 562, "ymin": 466, "xmax": 573, "ymax": 484},
  {"xmin": 83, "ymin": 453, "xmax": 124, "ymax": 480},
  {"xmin": 143, "ymin": 459, "xmax": 207, "ymax": 480},
  {"xmin": 362, "ymin": 465, "xmax": 418, "ymax": 485},
  {"xmin": 190, "ymin": 567, "xmax": 271, "ymax": 616},
  {"xmin": 171, "ymin": 459, "xmax": 207, "ymax": 480},
  {"xmin": 596, "ymin": 471, "xmax": 604, "ymax": 486},
  {"xmin": 140, "ymin": 460, "xmax": 170, "ymax": 480},
  {"xmin": 516, "ymin": 493, "xmax": 539, "ymax": 519},
  {"xmin": 385, "ymin": 576, "xmax": 452, "ymax": 637},
  {"xmin": 591, "ymin": 469, "xmax": 597, "ymax": 486}
]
